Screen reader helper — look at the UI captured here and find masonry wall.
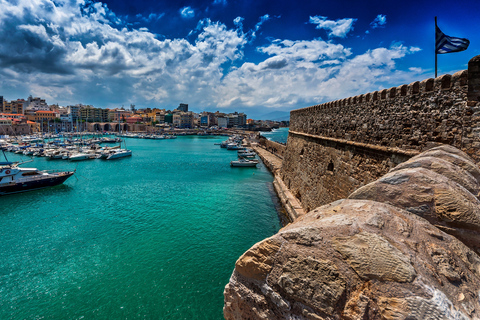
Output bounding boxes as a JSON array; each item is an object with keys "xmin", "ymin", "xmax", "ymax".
[
  {"xmin": 258, "ymin": 137, "xmax": 286, "ymax": 158},
  {"xmin": 281, "ymin": 56, "xmax": 480, "ymax": 212}
]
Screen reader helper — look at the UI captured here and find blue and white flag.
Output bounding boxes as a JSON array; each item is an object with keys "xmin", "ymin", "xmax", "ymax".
[{"xmin": 436, "ymin": 26, "xmax": 469, "ymax": 54}]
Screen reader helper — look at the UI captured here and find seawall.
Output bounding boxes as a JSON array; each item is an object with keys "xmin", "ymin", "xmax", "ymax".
[{"xmin": 250, "ymin": 143, "xmax": 304, "ymax": 222}]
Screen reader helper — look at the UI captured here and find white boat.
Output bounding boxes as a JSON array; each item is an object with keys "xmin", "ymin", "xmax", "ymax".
[
  {"xmin": 106, "ymin": 149, "xmax": 132, "ymax": 160},
  {"xmin": 69, "ymin": 153, "xmax": 95, "ymax": 161},
  {"xmin": 230, "ymin": 158, "xmax": 258, "ymax": 167},
  {"xmin": 0, "ymin": 160, "xmax": 74, "ymax": 195},
  {"xmin": 237, "ymin": 149, "xmax": 256, "ymax": 157}
]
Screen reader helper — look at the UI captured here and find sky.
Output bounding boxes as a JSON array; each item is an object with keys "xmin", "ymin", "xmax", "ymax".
[{"xmin": 0, "ymin": 0, "xmax": 479, "ymax": 119}]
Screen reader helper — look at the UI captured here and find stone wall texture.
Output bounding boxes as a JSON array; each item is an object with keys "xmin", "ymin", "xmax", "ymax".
[
  {"xmin": 289, "ymin": 69, "xmax": 480, "ymax": 158},
  {"xmin": 258, "ymin": 137, "xmax": 286, "ymax": 159},
  {"xmin": 224, "ymin": 145, "xmax": 480, "ymax": 320},
  {"xmin": 281, "ymin": 56, "xmax": 480, "ymax": 211}
]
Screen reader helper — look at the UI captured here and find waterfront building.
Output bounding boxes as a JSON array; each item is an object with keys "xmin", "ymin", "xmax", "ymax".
[
  {"xmin": 126, "ymin": 116, "xmax": 143, "ymax": 124},
  {"xmin": 217, "ymin": 117, "xmax": 228, "ymax": 128},
  {"xmin": 67, "ymin": 104, "xmax": 83, "ymax": 123},
  {"xmin": 0, "ymin": 114, "xmax": 31, "ymax": 134},
  {"xmin": 199, "ymin": 112, "xmax": 216, "ymax": 127},
  {"xmin": 173, "ymin": 111, "xmax": 194, "ymax": 128},
  {"xmin": 80, "ymin": 105, "xmax": 109, "ymax": 122},
  {"xmin": 227, "ymin": 112, "xmax": 247, "ymax": 128},
  {"xmin": 25, "ymin": 96, "xmax": 49, "ymax": 114},
  {"xmin": 3, "ymin": 99, "xmax": 27, "ymax": 115},
  {"xmin": 26, "ymin": 110, "xmax": 57, "ymax": 132},
  {"xmin": 108, "ymin": 108, "xmax": 132, "ymax": 122},
  {"xmin": 164, "ymin": 113, "xmax": 173, "ymax": 125},
  {"xmin": 177, "ymin": 103, "xmax": 188, "ymax": 112}
]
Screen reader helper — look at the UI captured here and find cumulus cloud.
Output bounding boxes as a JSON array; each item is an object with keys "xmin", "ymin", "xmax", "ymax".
[
  {"xmin": 370, "ymin": 14, "xmax": 387, "ymax": 29},
  {"xmin": 309, "ymin": 16, "xmax": 356, "ymax": 38},
  {"xmin": 0, "ymin": 0, "xmax": 422, "ymax": 114},
  {"xmin": 180, "ymin": 6, "xmax": 195, "ymax": 19}
]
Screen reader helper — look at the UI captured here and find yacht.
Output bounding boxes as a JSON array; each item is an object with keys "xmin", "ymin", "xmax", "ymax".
[
  {"xmin": 106, "ymin": 149, "xmax": 132, "ymax": 160},
  {"xmin": 0, "ymin": 160, "xmax": 74, "ymax": 195}
]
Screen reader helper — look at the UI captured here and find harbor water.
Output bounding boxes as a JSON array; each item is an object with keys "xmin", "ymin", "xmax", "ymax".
[
  {"xmin": 260, "ymin": 127, "xmax": 289, "ymax": 144},
  {"xmin": 0, "ymin": 136, "xmax": 281, "ymax": 319}
]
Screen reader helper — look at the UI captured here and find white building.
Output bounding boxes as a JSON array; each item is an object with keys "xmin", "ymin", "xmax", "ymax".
[{"xmin": 217, "ymin": 117, "xmax": 228, "ymax": 128}]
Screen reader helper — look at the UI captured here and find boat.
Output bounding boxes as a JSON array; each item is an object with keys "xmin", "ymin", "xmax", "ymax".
[
  {"xmin": 0, "ymin": 160, "xmax": 74, "ymax": 195},
  {"xmin": 230, "ymin": 158, "xmax": 258, "ymax": 167},
  {"xmin": 68, "ymin": 152, "xmax": 95, "ymax": 161},
  {"xmin": 237, "ymin": 149, "xmax": 256, "ymax": 158},
  {"xmin": 106, "ymin": 149, "xmax": 132, "ymax": 160}
]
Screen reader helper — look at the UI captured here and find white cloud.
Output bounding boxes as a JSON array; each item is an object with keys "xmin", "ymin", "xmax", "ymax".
[
  {"xmin": 309, "ymin": 16, "xmax": 356, "ymax": 38},
  {"xmin": 0, "ymin": 0, "xmax": 423, "ymax": 115},
  {"xmin": 180, "ymin": 6, "xmax": 195, "ymax": 19},
  {"xmin": 233, "ymin": 16, "xmax": 244, "ymax": 30},
  {"xmin": 370, "ymin": 14, "xmax": 387, "ymax": 29}
]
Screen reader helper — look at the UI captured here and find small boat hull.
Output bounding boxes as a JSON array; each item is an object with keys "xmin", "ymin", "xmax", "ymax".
[
  {"xmin": 230, "ymin": 160, "xmax": 257, "ymax": 167},
  {"xmin": 0, "ymin": 172, "xmax": 74, "ymax": 195}
]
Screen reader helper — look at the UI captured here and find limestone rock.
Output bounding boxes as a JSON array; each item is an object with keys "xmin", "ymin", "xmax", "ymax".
[
  {"xmin": 349, "ymin": 155, "xmax": 480, "ymax": 253},
  {"xmin": 235, "ymin": 237, "xmax": 282, "ymax": 281},
  {"xmin": 224, "ymin": 200, "xmax": 480, "ymax": 319},
  {"xmin": 332, "ymin": 231, "xmax": 416, "ymax": 283}
]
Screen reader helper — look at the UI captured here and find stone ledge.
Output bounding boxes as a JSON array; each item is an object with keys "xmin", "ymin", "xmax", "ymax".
[{"xmin": 289, "ymin": 130, "xmax": 421, "ymax": 158}]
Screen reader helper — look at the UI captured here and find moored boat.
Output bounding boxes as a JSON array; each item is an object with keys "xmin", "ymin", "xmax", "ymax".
[
  {"xmin": 230, "ymin": 158, "xmax": 258, "ymax": 167},
  {"xmin": 106, "ymin": 149, "xmax": 132, "ymax": 160},
  {"xmin": 0, "ymin": 160, "xmax": 74, "ymax": 195}
]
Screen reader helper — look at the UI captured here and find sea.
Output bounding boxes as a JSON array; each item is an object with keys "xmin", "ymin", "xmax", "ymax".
[
  {"xmin": 0, "ymin": 135, "xmax": 283, "ymax": 319},
  {"xmin": 259, "ymin": 127, "xmax": 289, "ymax": 144}
]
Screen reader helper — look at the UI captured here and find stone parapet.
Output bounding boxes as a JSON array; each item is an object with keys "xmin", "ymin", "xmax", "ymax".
[{"xmin": 288, "ymin": 56, "xmax": 480, "ymax": 162}]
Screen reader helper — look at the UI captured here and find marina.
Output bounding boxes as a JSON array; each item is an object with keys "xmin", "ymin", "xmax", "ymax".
[{"xmin": 0, "ymin": 135, "xmax": 281, "ymax": 319}]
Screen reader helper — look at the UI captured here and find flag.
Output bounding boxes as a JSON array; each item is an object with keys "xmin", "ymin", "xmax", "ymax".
[{"xmin": 435, "ymin": 26, "xmax": 469, "ymax": 54}]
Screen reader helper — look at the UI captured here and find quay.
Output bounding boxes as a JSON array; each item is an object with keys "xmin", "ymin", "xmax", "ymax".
[{"xmin": 246, "ymin": 136, "xmax": 304, "ymax": 224}]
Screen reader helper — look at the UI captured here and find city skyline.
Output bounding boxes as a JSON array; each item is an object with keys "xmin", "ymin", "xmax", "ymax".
[{"xmin": 0, "ymin": 0, "xmax": 478, "ymax": 119}]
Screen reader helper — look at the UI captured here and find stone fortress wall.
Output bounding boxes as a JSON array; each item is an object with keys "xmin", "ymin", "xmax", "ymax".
[
  {"xmin": 224, "ymin": 56, "xmax": 480, "ymax": 320},
  {"xmin": 280, "ymin": 55, "xmax": 480, "ymax": 213}
]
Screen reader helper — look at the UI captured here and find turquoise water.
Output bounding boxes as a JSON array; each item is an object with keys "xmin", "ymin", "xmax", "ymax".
[
  {"xmin": 260, "ymin": 127, "xmax": 289, "ymax": 144},
  {"xmin": 0, "ymin": 136, "xmax": 281, "ymax": 319}
]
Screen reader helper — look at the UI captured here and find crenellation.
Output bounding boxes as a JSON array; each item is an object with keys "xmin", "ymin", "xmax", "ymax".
[
  {"xmin": 388, "ymin": 87, "xmax": 396, "ymax": 98},
  {"xmin": 282, "ymin": 55, "xmax": 480, "ymax": 211},
  {"xmin": 420, "ymin": 78, "xmax": 434, "ymax": 92},
  {"xmin": 398, "ymin": 84, "xmax": 407, "ymax": 96},
  {"xmin": 380, "ymin": 89, "xmax": 387, "ymax": 100},
  {"xmin": 452, "ymin": 69, "xmax": 467, "ymax": 87},
  {"xmin": 365, "ymin": 92, "xmax": 371, "ymax": 102}
]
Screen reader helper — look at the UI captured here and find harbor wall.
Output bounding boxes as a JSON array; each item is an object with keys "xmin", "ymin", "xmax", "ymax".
[
  {"xmin": 280, "ymin": 55, "xmax": 480, "ymax": 212},
  {"xmin": 258, "ymin": 137, "xmax": 286, "ymax": 159}
]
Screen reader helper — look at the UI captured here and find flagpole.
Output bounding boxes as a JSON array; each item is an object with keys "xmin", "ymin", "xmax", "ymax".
[{"xmin": 435, "ymin": 16, "xmax": 438, "ymax": 78}]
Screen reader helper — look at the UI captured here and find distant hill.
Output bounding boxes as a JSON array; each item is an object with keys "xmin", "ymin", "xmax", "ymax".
[{"xmin": 256, "ymin": 110, "xmax": 290, "ymax": 121}]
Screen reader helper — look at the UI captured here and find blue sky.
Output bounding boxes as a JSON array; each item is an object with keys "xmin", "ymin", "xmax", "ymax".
[{"xmin": 0, "ymin": 0, "xmax": 478, "ymax": 119}]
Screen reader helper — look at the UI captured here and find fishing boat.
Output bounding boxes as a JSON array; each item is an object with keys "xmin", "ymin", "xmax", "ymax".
[
  {"xmin": 0, "ymin": 160, "xmax": 74, "ymax": 195},
  {"xmin": 230, "ymin": 158, "xmax": 258, "ymax": 167}
]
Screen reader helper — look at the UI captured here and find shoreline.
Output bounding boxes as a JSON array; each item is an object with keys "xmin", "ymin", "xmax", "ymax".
[{"xmin": 247, "ymin": 140, "xmax": 305, "ymax": 225}]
